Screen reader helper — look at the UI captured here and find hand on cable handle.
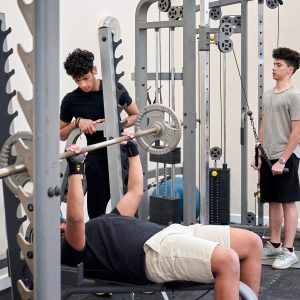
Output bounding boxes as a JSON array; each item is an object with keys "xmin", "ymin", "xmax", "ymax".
[
  {"xmin": 121, "ymin": 132, "xmax": 139, "ymax": 157},
  {"xmin": 65, "ymin": 144, "xmax": 86, "ymax": 175}
]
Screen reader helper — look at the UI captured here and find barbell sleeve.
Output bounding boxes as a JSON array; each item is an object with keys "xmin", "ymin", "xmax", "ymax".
[{"xmin": 0, "ymin": 163, "xmax": 27, "ymax": 179}]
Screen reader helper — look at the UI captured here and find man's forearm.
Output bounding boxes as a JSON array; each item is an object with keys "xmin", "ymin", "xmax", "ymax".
[
  {"xmin": 65, "ymin": 173, "xmax": 86, "ymax": 251},
  {"xmin": 60, "ymin": 121, "xmax": 77, "ymax": 141},
  {"xmin": 115, "ymin": 154, "xmax": 143, "ymax": 216},
  {"xmin": 66, "ymin": 175, "xmax": 85, "ymax": 224},
  {"xmin": 123, "ymin": 114, "xmax": 138, "ymax": 128},
  {"xmin": 127, "ymin": 155, "xmax": 143, "ymax": 193}
]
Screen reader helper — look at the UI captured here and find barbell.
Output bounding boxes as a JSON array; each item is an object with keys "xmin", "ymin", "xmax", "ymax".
[{"xmin": 0, "ymin": 104, "xmax": 182, "ymax": 194}]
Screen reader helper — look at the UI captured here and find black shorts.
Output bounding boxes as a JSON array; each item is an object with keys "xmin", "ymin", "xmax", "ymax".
[{"xmin": 260, "ymin": 154, "xmax": 300, "ymax": 203}]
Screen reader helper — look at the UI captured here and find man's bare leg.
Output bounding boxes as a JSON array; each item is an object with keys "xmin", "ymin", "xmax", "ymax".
[
  {"xmin": 269, "ymin": 202, "xmax": 283, "ymax": 243},
  {"xmin": 283, "ymin": 202, "xmax": 298, "ymax": 248},
  {"xmin": 230, "ymin": 228, "xmax": 262, "ymax": 296},
  {"xmin": 211, "ymin": 245, "xmax": 240, "ymax": 300}
]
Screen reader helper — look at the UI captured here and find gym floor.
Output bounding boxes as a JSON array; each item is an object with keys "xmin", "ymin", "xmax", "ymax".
[{"xmin": 1, "ymin": 235, "xmax": 299, "ymax": 300}]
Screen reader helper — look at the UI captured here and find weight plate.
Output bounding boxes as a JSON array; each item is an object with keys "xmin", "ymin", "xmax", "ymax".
[
  {"xmin": 0, "ymin": 131, "xmax": 33, "ymax": 195},
  {"xmin": 135, "ymin": 104, "xmax": 181, "ymax": 155}
]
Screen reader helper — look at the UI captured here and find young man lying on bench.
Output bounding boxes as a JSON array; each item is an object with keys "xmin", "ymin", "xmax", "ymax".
[{"xmin": 61, "ymin": 137, "xmax": 262, "ymax": 300}]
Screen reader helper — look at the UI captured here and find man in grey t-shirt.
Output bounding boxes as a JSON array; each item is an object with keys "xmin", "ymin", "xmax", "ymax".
[{"xmin": 251, "ymin": 47, "xmax": 300, "ymax": 269}]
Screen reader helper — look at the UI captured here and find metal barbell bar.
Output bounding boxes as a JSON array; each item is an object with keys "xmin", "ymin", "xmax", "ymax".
[
  {"xmin": 0, "ymin": 104, "xmax": 182, "ymax": 181},
  {"xmin": 61, "ymin": 124, "xmax": 162, "ymax": 159},
  {"xmin": 0, "ymin": 124, "xmax": 160, "ymax": 180}
]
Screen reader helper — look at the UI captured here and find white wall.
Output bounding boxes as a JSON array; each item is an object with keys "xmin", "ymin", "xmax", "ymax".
[
  {"xmin": 60, "ymin": 0, "xmax": 144, "ymax": 112},
  {"xmin": 1, "ymin": 0, "xmax": 300, "ymax": 256},
  {"xmin": 0, "ymin": 0, "xmax": 148, "ymax": 258}
]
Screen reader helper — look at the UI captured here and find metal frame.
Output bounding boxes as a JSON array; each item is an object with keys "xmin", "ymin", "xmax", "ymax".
[
  {"xmin": 198, "ymin": 0, "xmax": 252, "ymax": 225},
  {"xmin": 0, "ymin": 11, "xmax": 13, "ymax": 295},
  {"xmin": 135, "ymin": 0, "xmax": 254, "ymax": 226},
  {"xmin": 0, "ymin": 12, "xmax": 28, "ymax": 300},
  {"xmin": 1, "ymin": 2, "xmax": 61, "ymax": 299},
  {"xmin": 240, "ymin": 0, "xmax": 249, "ymax": 225},
  {"xmin": 98, "ymin": 25, "xmax": 124, "ymax": 207},
  {"xmin": 33, "ymin": 1, "xmax": 60, "ymax": 299},
  {"xmin": 135, "ymin": 0, "xmax": 197, "ymax": 225},
  {"xmin": 199, "ymin": 0, "xmax": 210, "ymax": 225},
  {"xmin": 257, "ymin": 0, "xmax": 264, "ymax": 226}
]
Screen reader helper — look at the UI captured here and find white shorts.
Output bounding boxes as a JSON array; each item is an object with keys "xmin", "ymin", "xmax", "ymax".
[{"xmin": 144, "ymin": 223, "xmax": 230, "ymax": 283}]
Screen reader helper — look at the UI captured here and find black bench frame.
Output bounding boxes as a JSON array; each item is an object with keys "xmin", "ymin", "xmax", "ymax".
[{"xmin": 61, "ymin": 264, "xmax": 258, "ymax": 300}]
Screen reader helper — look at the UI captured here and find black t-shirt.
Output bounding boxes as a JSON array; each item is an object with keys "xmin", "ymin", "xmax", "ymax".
[
  {"xmin": 60, "ymin": 80, "xmax": 132, "ymax": 161},
  {"xmin": 61, "ymin": 210, "xmax": 164, "ymax": 281}
]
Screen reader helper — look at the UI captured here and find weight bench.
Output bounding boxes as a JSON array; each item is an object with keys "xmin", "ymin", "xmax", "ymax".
[{"xmin": 61, "ymin": 264, "xmax": 258, "ymax": 300}]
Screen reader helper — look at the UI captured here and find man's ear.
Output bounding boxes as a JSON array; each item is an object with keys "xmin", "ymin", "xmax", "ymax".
[
  {"xmin": 93, "ymin": 66, "xmax": 97, "ymax": 75},
  {"xmin": 287, "ymin": 64, "xmax": 294, "ymax": 76}
]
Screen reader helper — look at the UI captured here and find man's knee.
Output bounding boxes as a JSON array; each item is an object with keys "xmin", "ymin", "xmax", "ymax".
[
  {"xmin": 246, "ymin": 231, "xmax": 263, "ymax": 256},
  {"xmin": 230, "ymin": 228, "xmax": 263, "ymax": 259},
  {"xmin": 211, "ymin": 245, "xmax": 240, "ymax": 278}
]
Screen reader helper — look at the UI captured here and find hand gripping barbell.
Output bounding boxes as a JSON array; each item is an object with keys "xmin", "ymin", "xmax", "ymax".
[{"xmin": 0, "ymin": 104, "xmax": 182, "ymax": 194}]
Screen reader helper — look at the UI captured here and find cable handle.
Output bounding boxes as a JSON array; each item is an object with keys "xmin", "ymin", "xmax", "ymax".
[
  {"xmin": 258, "ymin": 144, "xmax": 289, "ymax": 174},
  {"xmin": 282, "ymin": 167, "xmax": 289, "ymax": 174},
  {"xmin": 255, "ymin": 145, "xmax": 259, "ymax": 167}
]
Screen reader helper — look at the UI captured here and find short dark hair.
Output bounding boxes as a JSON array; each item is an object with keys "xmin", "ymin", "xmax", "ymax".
[
  {"xmin": 272, "ymin": 47, "xmax": 300, "ymax": 74},
  {"xmin": 64, "ymin": 48, "xmax": 94, "ymax": 78}
]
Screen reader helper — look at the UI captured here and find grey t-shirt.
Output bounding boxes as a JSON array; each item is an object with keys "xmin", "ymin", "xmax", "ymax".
[{"xmin": 262, "ymin": 86, "xmax": 300, "ymax": 159}]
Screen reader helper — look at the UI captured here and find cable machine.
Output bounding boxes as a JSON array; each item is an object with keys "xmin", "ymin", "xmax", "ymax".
[{"xmin": 135, "ymin": 0, "xmax": 197, "ymax": 225}]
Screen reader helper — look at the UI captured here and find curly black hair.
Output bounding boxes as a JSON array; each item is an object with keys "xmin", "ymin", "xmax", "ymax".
[
  {"xmin": 272, "ymin": 47, "xmax": 300, "ymax": 74},
  {"xmin": 64, "ymin": 48, "xmax": 94, "ymax": 78}
]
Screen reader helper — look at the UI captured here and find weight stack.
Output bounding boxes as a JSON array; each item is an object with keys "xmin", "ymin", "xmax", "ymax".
[
  {"xmin": 209, "ymin": 168, "xmax": 230, "ymax": 225},
  {"xmin": 150, "ymin": 195, "xmax": 181, "ymax": 226}
]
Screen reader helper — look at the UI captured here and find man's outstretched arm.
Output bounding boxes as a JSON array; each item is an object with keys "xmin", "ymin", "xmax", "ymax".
[
  {"xmin": 65, "ymin": 147, "xmax": 86, "ymax": 251},
  {"xmin": 116, "ymin": 141, "xmax": 143, "ymax": 216}
]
